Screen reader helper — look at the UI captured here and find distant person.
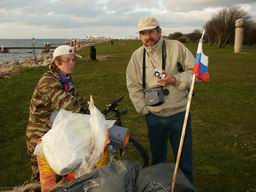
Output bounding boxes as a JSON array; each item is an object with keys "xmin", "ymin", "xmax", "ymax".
[
  {"xmin": 43, "ymin": 42, "xmax": 50, "ymax": 53},
  {"xmin": 26, "ymin": 45, "xmax": 90, "ymax": 183},
  {"xmin": 126, "ymin": 16, "xmax": 195, "ymax": 183}
]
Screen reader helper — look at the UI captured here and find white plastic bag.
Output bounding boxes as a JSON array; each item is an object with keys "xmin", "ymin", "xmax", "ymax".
[
  {"xmin": 41, "ymin": 96, "xmax": 115, "ymax": 176},
  {"xmin": 42, "ymin": 110, "xmax": 91, "ymax": 175},
  {"xmin": 77, "ymin": 96, "xmax": 115, "ymax": 176}
]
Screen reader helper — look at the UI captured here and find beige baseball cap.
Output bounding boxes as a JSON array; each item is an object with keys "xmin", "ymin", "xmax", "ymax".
[
  {"xmin": 53, "ymin": 45, "xmax": 82, "ymax": 60},
  {"xmin": 137, "ymin": 16, "xmax": 160, "ymax": 32}
]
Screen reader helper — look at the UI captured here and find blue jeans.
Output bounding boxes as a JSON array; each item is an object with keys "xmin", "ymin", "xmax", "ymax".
[{"xmin": 145, "ymin": 111, "xmax": 193, "ymax": 183}]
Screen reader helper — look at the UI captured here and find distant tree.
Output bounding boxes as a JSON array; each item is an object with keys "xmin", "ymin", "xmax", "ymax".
[
  {"xmin": 163, "ymin": 35, "xmax": 169, "ymax": 39},
  {"xmin": 244, "ymin": 20, "xmax": 256, "ymax": 46},
  {"xmin": 186, "ymin": 29, "xmax": 202, "ymax": 43},
  {"xmin": 192, "ymin": 29, "xmax": 201, "ymax": 34},
  {"xmin": 177, "ymin": 35, "xmax": 190, "ymax": 43},
  {"xmin": 204, "ymin": 6, "xmax": 251, "ymax": 48},
  {"xmin": 168, "ymin": 32, "xmax": 183, "ymax": 40}
]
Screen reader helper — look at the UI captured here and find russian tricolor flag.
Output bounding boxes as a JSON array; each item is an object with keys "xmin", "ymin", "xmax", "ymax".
[{"xmin": 193, "ymin": 31, "xmax": 209, "ymax": 81}]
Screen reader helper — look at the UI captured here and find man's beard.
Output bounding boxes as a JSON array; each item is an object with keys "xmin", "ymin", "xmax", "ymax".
[{"xmin": 145, "ymin": 37, "xmax": 160, "ymax": 47}]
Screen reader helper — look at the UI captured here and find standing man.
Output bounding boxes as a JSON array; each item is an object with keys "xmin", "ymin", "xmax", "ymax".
[{"xmin": 126, "ymin": 16, "xmax": 195, "ymax": 183}]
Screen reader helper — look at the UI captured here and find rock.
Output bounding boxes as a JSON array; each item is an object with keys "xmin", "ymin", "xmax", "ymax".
[
  {"xmin": 8, "ymin": 61, "xmax": 19, "ymax": 66},
  {"xmin": 18, "ymin": 58, "xmax": 26, "ymax": 64},
  {"xmin": 42, "ymin": 58, "xmax": 51, "ymax": 66},
  {"xmin": 0, "ymin": 70, "xmax": 11, "ymax": 78},
  {"xmin": 0, "ymin": 53, "xmax": 52, "ymax": 78},
  {"xmin": 21, "ymin": 61, "xmax": 34, "ymax": 68}
]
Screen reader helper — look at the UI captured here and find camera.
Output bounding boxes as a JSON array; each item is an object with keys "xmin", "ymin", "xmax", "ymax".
[{"xmin": 153, "ymin": 68, "xmax": 165, "ymax": 79}]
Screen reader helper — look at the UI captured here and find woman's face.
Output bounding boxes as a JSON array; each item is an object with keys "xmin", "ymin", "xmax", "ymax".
[{"xmin": 56, "ymin": 54, "xmax": 76, "ymax": 74}]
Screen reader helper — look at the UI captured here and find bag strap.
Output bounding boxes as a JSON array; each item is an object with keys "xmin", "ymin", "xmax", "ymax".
[
  {"xmin": 142, "ymin": 40, "xmax": 166, "ymax": 89},
  {"xmin": 142, "ymin": 47, "xmax": 146, "ymax": 89},
  {"xmin": 162, "ymin": 40, "xmax": 166, "ymax": 70}
]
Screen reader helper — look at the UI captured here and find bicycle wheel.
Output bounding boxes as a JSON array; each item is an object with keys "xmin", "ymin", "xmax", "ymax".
[
  {"xmin": 113, "ymin": 136, "xmax": 149, "ymax": 168},
  {"xmin": 128, "ymin": 136, "xmax": 149, "ymax": 167}
]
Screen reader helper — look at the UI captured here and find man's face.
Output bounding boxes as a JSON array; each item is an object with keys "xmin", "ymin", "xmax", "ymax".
[{"xmin": 139, "ymin": 28, "xmax": 161, "ymax": 47}]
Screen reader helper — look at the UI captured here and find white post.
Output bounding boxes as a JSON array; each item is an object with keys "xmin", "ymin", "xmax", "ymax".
[
  {"xmin": 32, "ymin": 37, "xmax": 36, "ymax": 64},
  {"xmin": 234, "ymin": 18, "xmax": 244, "ymax": 53}
]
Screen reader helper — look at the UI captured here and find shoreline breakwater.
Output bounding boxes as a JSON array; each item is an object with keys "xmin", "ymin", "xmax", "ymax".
[
  {"xmin": 0, "ymin": 39, "xmax": 64, "ymax": 78},
  {"xmin": 0, "ymin": 53, "xmax": 52, "ymax": 78},
  {"xmin": 0, "ymin": 39, "xmax": 109, "ymax": 78}
]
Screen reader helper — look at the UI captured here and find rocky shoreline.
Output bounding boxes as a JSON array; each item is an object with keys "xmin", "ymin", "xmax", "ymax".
[
  {"xmin": 0, "ymin": 53, "xmax": 52, "ymax": 78},
  {"xmin": 0, "ymin": 42, "xmax": 111, "ymax": 79}
]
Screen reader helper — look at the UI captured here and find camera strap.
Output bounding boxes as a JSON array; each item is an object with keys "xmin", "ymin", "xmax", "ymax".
[{"xmin": 142, "ymin": 40, "xmax": 166, "ymax": 89}]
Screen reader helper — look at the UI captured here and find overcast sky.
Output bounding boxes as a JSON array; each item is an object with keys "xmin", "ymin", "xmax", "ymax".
[{"xmin": 0, "ymin": 0, "xmax": 255, "ymax": 39}]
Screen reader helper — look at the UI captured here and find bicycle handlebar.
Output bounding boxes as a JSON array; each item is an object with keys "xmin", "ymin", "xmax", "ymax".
[
  {"xmin": 109, "ymin": 96, "xmax": 124, "ymax": 109},
  {"xmin": 103, "ymin": 96, "xmax": 125, "ymax": 115}
]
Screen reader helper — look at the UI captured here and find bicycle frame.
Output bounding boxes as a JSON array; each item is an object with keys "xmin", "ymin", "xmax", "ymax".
[{"xmin": 103, "ymin": 96, "xmax": 149, "ymax": 167}]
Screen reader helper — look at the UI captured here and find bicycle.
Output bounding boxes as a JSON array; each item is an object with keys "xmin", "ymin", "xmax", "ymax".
[{"xmin": 102, "ymin": 96, "xmax": 149, "ymax": 168}]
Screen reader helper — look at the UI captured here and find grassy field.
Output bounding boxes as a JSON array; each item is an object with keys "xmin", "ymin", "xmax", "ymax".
[{"xmin": 0, "ymin": 40, "xmax": 255, "ymax": 191}]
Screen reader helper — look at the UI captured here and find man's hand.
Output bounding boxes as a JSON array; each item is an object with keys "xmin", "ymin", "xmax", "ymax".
[{"xmin": 156, "ymin": 72, "xmax": 176, "ymax": 87}]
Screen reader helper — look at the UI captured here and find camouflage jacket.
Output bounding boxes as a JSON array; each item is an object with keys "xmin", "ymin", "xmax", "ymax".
[{"xmin": 26, "ymin": 66, "xmax": 89, "ymax": 140}]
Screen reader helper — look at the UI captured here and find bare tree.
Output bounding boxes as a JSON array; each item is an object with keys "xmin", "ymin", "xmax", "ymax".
[{"xmin": 204, "ymin": 7, "xmax": 250, "ymax": 48}]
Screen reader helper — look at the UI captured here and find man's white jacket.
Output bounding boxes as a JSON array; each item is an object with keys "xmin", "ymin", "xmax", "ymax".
[{"xmin": 126, "ymin": 37, "xmax": 195, "ymax": 116}]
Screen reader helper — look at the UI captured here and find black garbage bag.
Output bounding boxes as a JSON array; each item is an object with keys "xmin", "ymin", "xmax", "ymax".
[
  {"xmin": 53, "ymin": 160, "xmax": 141, "ymax": 192},
  {"xmin": 134, "ymin": 162, "xmax": 196, "ymax": 192}
]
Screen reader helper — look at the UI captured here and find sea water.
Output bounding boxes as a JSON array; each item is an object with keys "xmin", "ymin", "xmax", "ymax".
[{"xmin": 0, "ymin": 39, "xmax": 65, "ymax": 64}]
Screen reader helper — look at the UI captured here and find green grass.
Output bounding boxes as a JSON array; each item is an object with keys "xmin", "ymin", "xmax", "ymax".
[{"xmin": 0, "ymin": 40, "xmax": 256, "ymax": 191}]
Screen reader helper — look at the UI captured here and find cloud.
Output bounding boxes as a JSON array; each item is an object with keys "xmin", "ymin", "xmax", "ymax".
[
  {"xmin": 0, "ymin": 0, "xmax": 255, "ymax": 38},
  {"xmin": 165, "ymin": 0, "xmax": 256, "ymax": 12}
]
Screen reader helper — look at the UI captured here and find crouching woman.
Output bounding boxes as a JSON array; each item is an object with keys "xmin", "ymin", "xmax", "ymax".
[{"xmin": 26, "ymin": 45, "xmax": 90, "ymax": 184}]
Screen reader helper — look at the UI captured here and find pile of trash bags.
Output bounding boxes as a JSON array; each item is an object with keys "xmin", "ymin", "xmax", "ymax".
[
  {"xmin": 34, "ymin": 95, "xmax": 196, "ymax": 192},
  {"xmin": 53, "ymin": 160, "xmax": 196, "ymax": 192}
]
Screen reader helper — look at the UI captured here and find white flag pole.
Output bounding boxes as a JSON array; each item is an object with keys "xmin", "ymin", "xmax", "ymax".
[
  {"xmin": 170, "ymin": 31, "xmax": 205, "ymax": 192},
  {"xmin": 170, "ymin": 74, "xmax": 196, "ymax": 192}
]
